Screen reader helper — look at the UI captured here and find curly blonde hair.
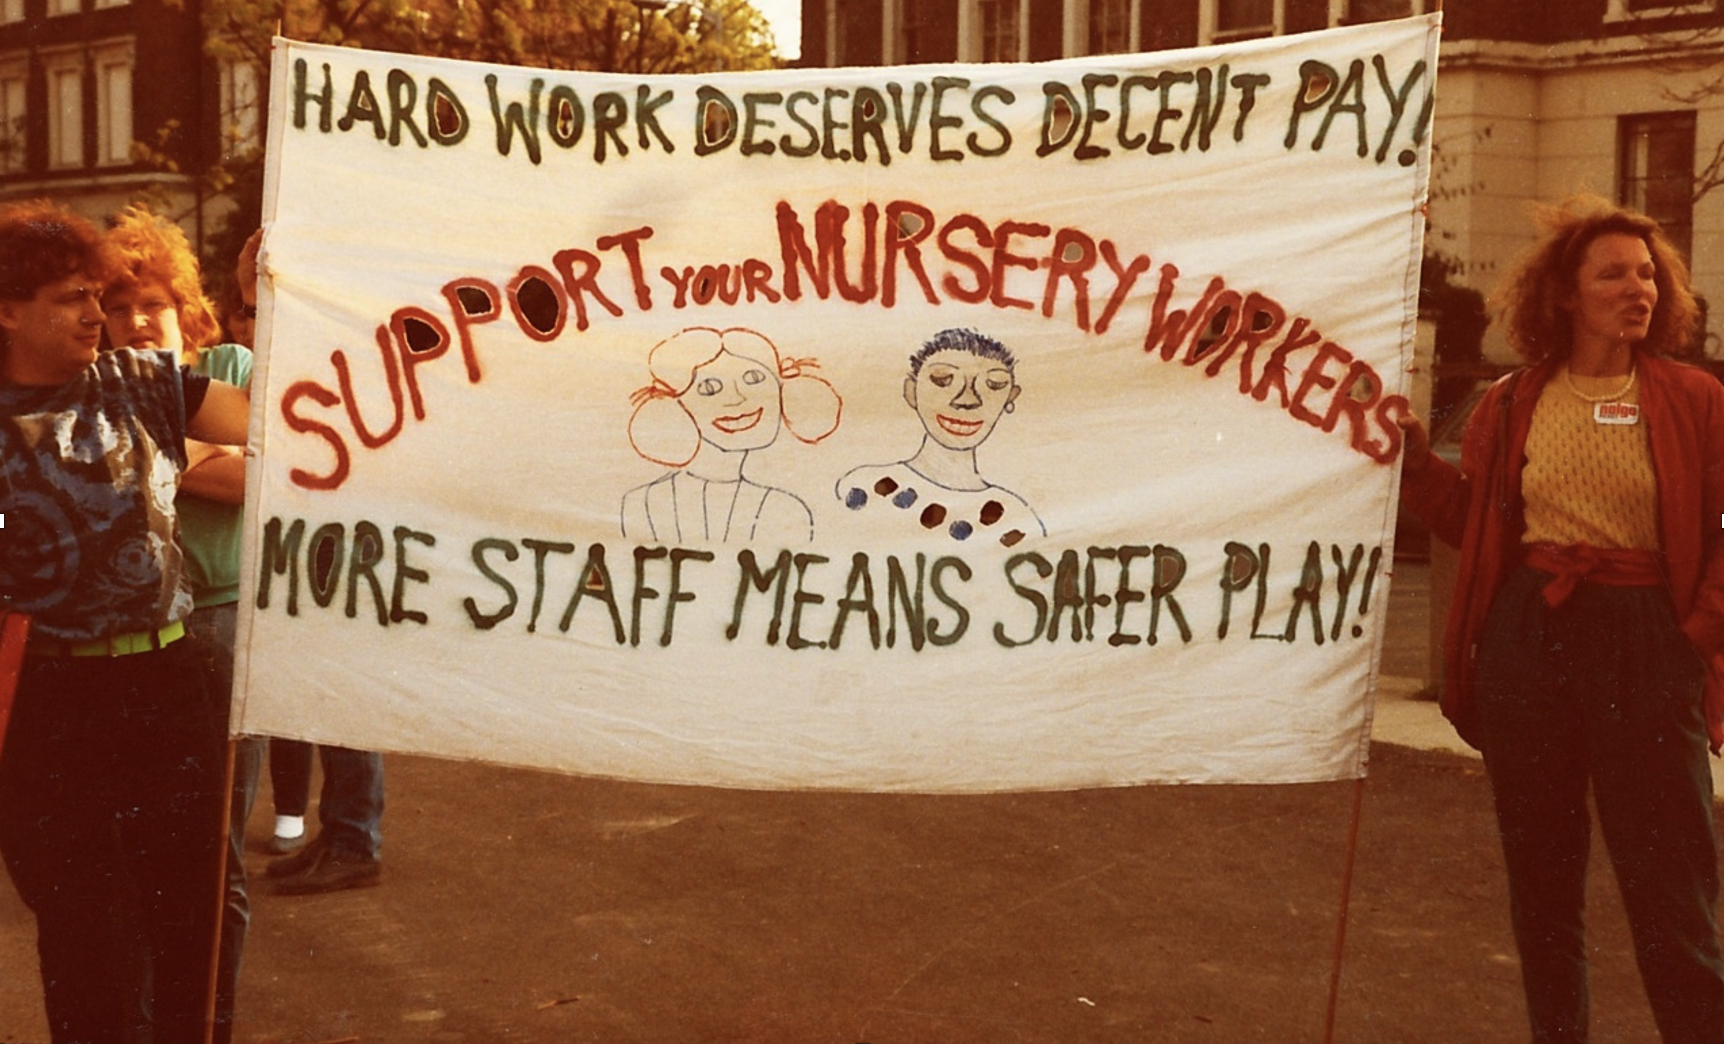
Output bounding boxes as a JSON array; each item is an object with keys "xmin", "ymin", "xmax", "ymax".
[
  {"xmin": 1492, "ymin": 194, "xmax": 1699, "ymax": 363},
  {"xmin": 103, "ymin": 203, "xmax": 222, "ymax": 349}
]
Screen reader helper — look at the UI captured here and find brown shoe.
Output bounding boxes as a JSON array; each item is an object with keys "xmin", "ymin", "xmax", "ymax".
[
  {"xmin": 265, "ymin": 836, "xmax": 326, "ymax": 878},
  {"xmin": 273, "ymin": 846, "xmax": 382, "ymax": 896}
]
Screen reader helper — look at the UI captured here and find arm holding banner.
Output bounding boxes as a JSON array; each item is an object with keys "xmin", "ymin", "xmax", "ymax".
[
  {"xmin": 187, "ymin": 379, "xmax": 250, "ymax": 446},
  {"xmin": 179, "ymin": 227, "xmax": 262, "ymax": 506},
  {"xmin": 236, "ymin": 227, "xmax": 261, "ymax": 312},
  {"xmin": 1396, "ymin": 405, "xmax": 1475, "ymax": 549}
]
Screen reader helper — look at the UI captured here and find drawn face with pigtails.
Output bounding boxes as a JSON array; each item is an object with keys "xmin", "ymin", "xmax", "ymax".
[
  {"xmin": 627, "ymin": 327, "xmax": 842, "ymax": 469},
  {"xmin": 679, "ymin": 346, "xmax": 784, "ymax": 454}
]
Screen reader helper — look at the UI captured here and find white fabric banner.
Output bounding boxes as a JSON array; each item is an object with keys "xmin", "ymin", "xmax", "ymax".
[{"xmin": 235, "ymin": 15, "xmax": 1440, "ymax": 791}]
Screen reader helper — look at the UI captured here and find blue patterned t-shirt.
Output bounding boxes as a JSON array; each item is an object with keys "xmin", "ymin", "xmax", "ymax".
[{"xmin": 0, "ymin": 349, "xmax": 208, "ymax": 641}]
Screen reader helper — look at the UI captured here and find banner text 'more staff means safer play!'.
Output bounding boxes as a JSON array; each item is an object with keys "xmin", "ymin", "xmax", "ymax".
[{"xmin": 235, "ymin": 14, "xmax": 1440, "ymax": 792}]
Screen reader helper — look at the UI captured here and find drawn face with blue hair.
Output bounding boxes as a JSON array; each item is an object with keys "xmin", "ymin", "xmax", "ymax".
[{"xmin": 903, "ymin": 329, "xmax": 1021, "ymax": 452}]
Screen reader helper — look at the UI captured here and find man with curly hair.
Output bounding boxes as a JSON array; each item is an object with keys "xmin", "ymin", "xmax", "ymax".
[{"xmin": 0, "ymin": 199, "xmax": 249, "ymax": 1044}]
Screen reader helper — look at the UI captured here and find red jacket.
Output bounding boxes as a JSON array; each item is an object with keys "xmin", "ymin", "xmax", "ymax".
[{"xmin": 1401, "ymin": 354, "xmax": 1724, "ymax": 752}]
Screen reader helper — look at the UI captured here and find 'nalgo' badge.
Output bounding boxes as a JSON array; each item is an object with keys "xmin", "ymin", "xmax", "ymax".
[{"xmin": 1594, "ymin": 402, "xmax": 1640, "ymax": 426}]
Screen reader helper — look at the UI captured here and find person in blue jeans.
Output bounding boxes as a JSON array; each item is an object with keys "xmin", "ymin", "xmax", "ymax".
[
  {"xmin": 263, "ymin": 736, "xmax": 313, "ymax": 854},
  {"xmin": 265, "ymin": 742, "xmax": 385, "ymax": 894},
  {"xmin": 262, "ymin": 737, "xmax": 384, "ymax": 888},
  {"xmin": 263, "ymin": 740, "xmax": 386, "ymax": 869}
]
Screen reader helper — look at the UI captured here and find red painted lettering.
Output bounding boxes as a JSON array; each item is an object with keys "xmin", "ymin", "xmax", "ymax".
[
  {"xmin": 1041, "ymin": 227, "xmax": 1097, "ymax": 330},
  {"xmin": 280, "ymin": 380, "xmax": 351, "ymax": 491},
  {"xmin": 331, "ymin": 329, "xmax": 405, "ymax": 449}
]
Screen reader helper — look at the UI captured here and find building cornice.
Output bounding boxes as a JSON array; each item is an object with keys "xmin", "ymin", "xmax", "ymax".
[
  {"xmin": 0, "ymin": 170, "xmax": 192, "ymax": 199},
  {"xmin": 1438, "ymin": 32, "xmax": 1724, "ymax": 73}
]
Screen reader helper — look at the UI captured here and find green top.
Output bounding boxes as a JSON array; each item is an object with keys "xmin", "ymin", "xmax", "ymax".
[{"xmin": 179, "ymin": 343, "xmax": 253, "ymax": 608}]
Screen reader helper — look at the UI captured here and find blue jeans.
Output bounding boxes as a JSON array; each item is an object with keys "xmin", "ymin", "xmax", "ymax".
[
  {"xmin": 268, "ymin": 740, "xmax": 384, "ymax": 859},
  {"xmin": 317, "ymin": 745, "xmax": 385, "ymax": 860}
]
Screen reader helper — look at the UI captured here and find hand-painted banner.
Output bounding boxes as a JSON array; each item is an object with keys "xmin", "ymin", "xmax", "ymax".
[{"xmin": 235, "ymin": 15, "xmax": 1440, "ymax": 791}]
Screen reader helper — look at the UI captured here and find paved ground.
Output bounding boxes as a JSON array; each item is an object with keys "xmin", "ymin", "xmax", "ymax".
[{"xmin": 0, "ymin": 558, "xmax": 1711, "ymax": 1043}]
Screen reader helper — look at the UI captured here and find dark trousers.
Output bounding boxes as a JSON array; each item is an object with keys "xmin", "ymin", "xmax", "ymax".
[
  {"xmin": 269, "ymin": 736, "xmax": 313, "ymax": 818},
  {"xmin": 0, "ymin": 639, "xmax": 226, "ymax": 1044},
  {"xmin": 269, "ymin": 738, "xmax": 384, "ymax": 859},
  {"xmin": 1476, "ymin": 565, "xmax": 1724, "ymax": 1044},
  {"xmin": 184, "ymin": 604, "xmax": 259, "ymax": 1044}
]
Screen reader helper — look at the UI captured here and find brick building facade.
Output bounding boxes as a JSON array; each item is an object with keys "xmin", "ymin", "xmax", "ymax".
[{"xmin": 0, "ymin": 0, "xmax": 259, "ymax": 252}]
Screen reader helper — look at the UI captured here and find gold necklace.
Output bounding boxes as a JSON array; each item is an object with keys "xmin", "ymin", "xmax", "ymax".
[{"xmin": 1563, "ymin": 363, "xmax": 1636, "ymax": 404}]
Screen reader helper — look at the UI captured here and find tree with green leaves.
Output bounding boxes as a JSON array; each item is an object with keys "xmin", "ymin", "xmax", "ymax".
[
  {"xmin": 200, "ymin": 0, "xmax": 781, "ymax": 75},
  {"xmin": 171, "ymin": 0, "xmax": 781, "ymax": 295}
]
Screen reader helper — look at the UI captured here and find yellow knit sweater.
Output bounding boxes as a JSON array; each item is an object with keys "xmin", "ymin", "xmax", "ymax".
[{"xmin": 1520, "ymin": 370, "xmax": 1659, "ymax": 551}]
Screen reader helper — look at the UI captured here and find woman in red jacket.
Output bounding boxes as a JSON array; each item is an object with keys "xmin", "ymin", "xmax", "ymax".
[{"xmin": 1402, "ymin": 196, "xmax": 1724, "ymax": 1044}]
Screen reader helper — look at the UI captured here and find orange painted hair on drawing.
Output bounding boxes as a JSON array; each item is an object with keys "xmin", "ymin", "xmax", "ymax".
[{"xmin": 628, "ymin": 327, "xmax": 842, "ymax": 467}]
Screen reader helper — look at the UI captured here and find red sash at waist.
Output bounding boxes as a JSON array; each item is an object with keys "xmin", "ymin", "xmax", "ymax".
[{"xmin": 1522, "ymin": 542, "xmax": 1664, "ymax": 608}]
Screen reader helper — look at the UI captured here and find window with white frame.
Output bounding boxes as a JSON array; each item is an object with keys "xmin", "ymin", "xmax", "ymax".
[
  {"xmin": 219, "ymin": 57, "xmax": 262, "ymax": 159},
  {"xmin": 94, "ymin": 0, "xmax": 130, "ymax": 8},
  {"xmin": 1620, "ymin": 111, "xmax": 1696, "ymax": 260},
  {"xmin": 1330, "ymin": 0, "xmax": 1423, "ymax": 24},
  {"xmin": 979, "ymin": 0, "xmax": 1020, "ymax": 61},
  {"xmin": 1606, "ymin": 0, "xmax": 1718, "ymax": 18},
  {"xmin": 47, "ymin": 0, "xmax": 80, "ymax": 16},
  {"xmin": 1202, "ymin": 0, "xmax": 1281, "ymax": 43},
  {"xmin": 42, "ymin": 50, "xmax": 84, "ymax": 169},
  {"xmin": 0, "ymin": 0, "xmax": 24, "ymax": 25},
  {"xmin": 1089, "ymin": 0, "xmax": 1133, "ymax": 54},
  {"xmin": 0, "ymin": 58, "xmax": 25, "ymax": 174},
  {"xmin": 93, "ymin": 41, "xmax": 132, "ymax": 166}
]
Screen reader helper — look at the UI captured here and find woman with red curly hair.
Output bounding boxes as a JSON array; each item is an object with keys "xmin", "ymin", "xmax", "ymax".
[
  {"xmin": 1401, "ymin": 195, "xmax": 1724, "ymax": 1043},
  {"xmin": 102, "ymin": 203, "xmax": 262, "ymax": 1042},
  {"xmin": 622, "ymin": 326, "xmax": 841, "ymax": 544},
  {"xmin": 104, "ymin": 204, "xmax": 226, "ymax": 353}
]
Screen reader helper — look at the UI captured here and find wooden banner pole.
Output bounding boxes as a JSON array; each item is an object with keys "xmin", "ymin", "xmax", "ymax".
[
  {"xmin": 1322, "ymin": 775, "xmax": 1370, "ymax": 1044},
  {"xmin": 202, "ymin": 736, "xmax": 240, "ymax": 1044}
]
